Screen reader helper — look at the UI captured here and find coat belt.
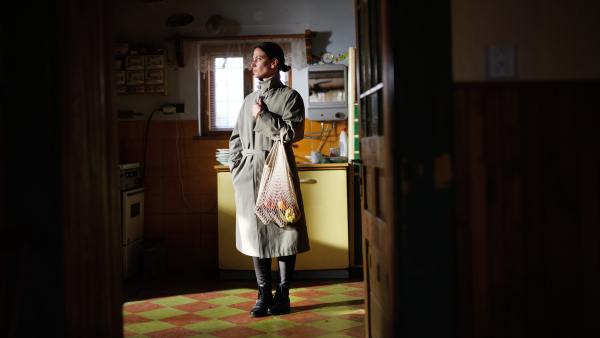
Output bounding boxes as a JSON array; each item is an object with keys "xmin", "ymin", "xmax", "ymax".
[{"xmin": 241, "ymin": 149, "xmax": 266, "ymax": 157}]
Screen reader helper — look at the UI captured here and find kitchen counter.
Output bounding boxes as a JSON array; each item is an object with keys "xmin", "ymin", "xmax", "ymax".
[{"xmin": 214, "ymin": 162, "xmax": 349, "ymax": 172}]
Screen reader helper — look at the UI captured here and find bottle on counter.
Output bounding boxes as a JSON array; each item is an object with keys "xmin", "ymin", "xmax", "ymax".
[{"xmin": 339, "ymin": 128, "xmax": 348, "ymax": 157}]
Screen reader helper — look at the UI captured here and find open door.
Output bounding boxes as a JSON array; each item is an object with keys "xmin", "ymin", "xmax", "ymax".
[
  {"xmin": 356, "ymin": 0, "xmax": 455, "ymax": 336},
  {"xmin": 355, "ymin": 0, "xmax": 389, "ymax": 336}
]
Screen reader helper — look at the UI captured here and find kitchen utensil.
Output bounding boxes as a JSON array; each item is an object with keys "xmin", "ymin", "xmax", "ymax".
[{"xmin": 310, "ymin": 151, "xmax": 322, "ymax": 164}]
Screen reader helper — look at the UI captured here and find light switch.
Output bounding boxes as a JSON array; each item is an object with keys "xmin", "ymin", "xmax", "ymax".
[{"xmin": 487, "ymin": 46, "xmax": 516, "ymax": 79}]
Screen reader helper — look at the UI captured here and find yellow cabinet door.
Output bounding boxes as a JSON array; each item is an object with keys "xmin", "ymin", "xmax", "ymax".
[{"xmin": 218, "ymin": 170, "xmax": 349, "ymax": 271}]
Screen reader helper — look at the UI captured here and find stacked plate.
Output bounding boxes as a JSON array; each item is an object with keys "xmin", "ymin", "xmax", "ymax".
[{"xmin": 216, "ymin": 149, "xmax": 230, "ymax": 166}]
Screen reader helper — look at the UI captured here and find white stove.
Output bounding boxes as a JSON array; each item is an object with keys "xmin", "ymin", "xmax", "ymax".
[{"xmin": 119, "ymin": 163, "xmax": 144, "ymax": 280}]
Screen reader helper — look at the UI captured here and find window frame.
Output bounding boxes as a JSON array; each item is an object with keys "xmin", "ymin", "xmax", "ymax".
[{"xmin": 200, "ymin": 43, "xmax": 293, "ymax": 137}]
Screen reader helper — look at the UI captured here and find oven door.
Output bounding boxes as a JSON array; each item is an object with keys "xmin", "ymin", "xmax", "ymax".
[{"xmin": 122, "ymin": 187, "xmax": 144, "ymax": 245}]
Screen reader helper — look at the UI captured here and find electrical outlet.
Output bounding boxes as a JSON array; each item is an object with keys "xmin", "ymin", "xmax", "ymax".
[
  {"xmin": 163, "ymin": 104, "xmax": 185, "ymax": 113},
  {"xmin": 487, "ymin": 46, "xmax": 516, "ymax": 78},
  {"xmin": 162, "ymin": 104, "xmax": 175, "ymax": 113}
]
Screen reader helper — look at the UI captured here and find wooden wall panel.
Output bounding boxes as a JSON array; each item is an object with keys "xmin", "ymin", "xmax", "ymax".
[
  {"xmin": 58, "ymin": 0, "xmax": 123, "ymax": 336},
  {"xmin": 454, "ymin": 81, "xmax": 600, "ymax": 338}
]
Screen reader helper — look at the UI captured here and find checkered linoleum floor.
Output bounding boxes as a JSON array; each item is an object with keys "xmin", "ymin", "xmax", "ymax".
[{"xmin": 123, "ymin": 277, "xmax": 365, "ymax": 338}]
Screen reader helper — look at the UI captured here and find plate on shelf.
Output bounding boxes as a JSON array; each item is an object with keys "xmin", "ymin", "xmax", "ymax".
[{"xmin": 328, "ymin": 157, "xmax": 348, "ymax": 163}]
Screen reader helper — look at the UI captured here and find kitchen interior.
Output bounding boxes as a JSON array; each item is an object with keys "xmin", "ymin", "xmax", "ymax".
[
  {"xmin": 115, "ymin": 0, "xmax": 361, "ymax": 277},
  {"xmin": 3, "ymin": 0, "xmax": 600, "ymax": 337},
  {"xmin": 116, "ymin": 0, "xmax": 364, "ymax": 336}
]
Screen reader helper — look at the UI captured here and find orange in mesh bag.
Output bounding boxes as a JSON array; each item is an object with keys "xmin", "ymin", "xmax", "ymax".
[{"xmin": 254, "ymin": 130, "xmax": 301, "ymax": 227}]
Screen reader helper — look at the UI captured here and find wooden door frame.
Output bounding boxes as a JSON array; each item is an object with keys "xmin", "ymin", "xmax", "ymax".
[
  {"xmin": 357, "ymin": 0, "xmax": 457, "ymax": 336},
  {"xmin": 2, "ymin": 0, "xmax": 123, "ymax": 336}
]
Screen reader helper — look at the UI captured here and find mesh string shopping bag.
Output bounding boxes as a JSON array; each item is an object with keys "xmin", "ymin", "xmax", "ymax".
[{"xmin": 254, "ymin": 129, "xmax": 302, "ymax": 227}]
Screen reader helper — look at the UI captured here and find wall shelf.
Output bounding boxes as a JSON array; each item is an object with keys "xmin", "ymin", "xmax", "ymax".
[{"xmin": 117, "ymin": 49, "xmax": 168, "ymax": 95}]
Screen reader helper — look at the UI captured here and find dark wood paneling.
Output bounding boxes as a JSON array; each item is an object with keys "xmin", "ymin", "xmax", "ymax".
[
  {"xmin": 58, "ymin": 0, "xmax": 123, "ymax": 336},
  {"xmin": 454, "ymin": 81, "xmax": 600, "ymax": 338}
]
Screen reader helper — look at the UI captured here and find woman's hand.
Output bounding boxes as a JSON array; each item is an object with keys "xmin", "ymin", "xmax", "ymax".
[{"xmin": 252, "ymin": 98, "xmax": 263, "ymax": 119}]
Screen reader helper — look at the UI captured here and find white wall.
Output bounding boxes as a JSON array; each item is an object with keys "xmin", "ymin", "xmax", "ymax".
[{"xmin": 115, "ymin": 0, "xmax": 356, "ymax": 121}]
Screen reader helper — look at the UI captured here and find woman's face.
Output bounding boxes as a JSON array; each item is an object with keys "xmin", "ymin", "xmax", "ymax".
[{"xmin": 252, "ymin": 48, "xmax": 278, "ymax": 79}]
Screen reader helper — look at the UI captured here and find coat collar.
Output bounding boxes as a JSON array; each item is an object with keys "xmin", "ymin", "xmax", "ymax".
[{"xmin": 258, "ymin": 72, "xmax": 283, "ymax": 93}]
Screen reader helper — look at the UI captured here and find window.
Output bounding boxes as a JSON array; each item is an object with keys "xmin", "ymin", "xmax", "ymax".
[
  {"xmin": 210, "ymin": 57, "xmax": 244, "ymax": 131},
  {"xmin": 200, "ymin": 44, "xmax": 292, "ymax": 136}
]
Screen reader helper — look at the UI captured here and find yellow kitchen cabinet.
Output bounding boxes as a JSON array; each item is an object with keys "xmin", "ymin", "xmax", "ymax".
[{"xmin": 217, "ymin": 165, "xmax": 349, "ymax": 278}]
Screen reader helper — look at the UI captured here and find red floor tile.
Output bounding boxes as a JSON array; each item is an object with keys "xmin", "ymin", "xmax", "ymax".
[
  {"xmin": 210, "ymin": 326, "xmax": 266, "ymax": 338},
  {"xmin": 277, "ymin": 311, "xmax": 332, "ymax": 324},
  {"xmin": 228, "ymin": 300, "xmax": 256, "ymax": 311},
  {"xmin": 291, "ymin": 290, "xmax": 335, "ymax": 299},
  {"xmin": 339, "ymin": 312, "xmax": 365, "ymax": 323},
  {"xmin": 158, "ymin": 313, "xmax": 212, "ymax": 326},
  {"xmin": 123, "ymin": 301, "xmax": 165, "ymax": 313},
  {"xmin": 183, "ymin": 292, "xmax": 229, "ymax": 301},
  {"xmin": 145, "ymin": 327, "xmax": 202, "ymax": 338},
  {"xmin": 172, "ymin": 301, "xmax": 220, "ymax": 312},
  {"xmin": 272, "ymin": 324, "xmax": 331, "ymax": 338},
  {"xmin": 339, "ymin": 325, "xmax": 367, "ymax": 338},
  {"xmin": 342, "ymin": 282, "xmax": 365, "ymax": 289},
  {"xmin": 289, "ymin": 299, "xmax": 328, "ymax": 313},
  {"xmin": 123, "ymin": 329, "xmax": 138, "ymax": 337},
  {"xmin": 236, "ymin": 291, "xmax": 262, "ymax": 300},
  {"xmin": 123, "ymin": 314, "xmax": 153, "ymax": 326},
  {"xmin": 342, "ymin": 290, "xmax": 365, "ymax": 298},
  {"xmin": 219, "ymin": 312, "xmax": 271, "ymax": 325}
]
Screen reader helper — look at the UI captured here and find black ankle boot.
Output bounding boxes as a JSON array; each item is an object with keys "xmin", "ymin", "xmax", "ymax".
[
  {"xmin": 249, "ymin": 284, "xmax": 273, "ymax": 317},
  {"xmin": 267, "ymin": 283, "xmax": 290, "ymax": 315}
]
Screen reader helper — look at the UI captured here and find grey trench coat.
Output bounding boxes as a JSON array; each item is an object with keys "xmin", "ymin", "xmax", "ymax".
[{"xmin": 228, "ymin": 72, "xmax": 310, "ymax": 259}]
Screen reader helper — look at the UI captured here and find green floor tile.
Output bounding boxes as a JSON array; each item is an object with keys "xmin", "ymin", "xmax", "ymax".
[
  {"xmin": 129, "ymin": 336, "xmax": 152, "ymax": 338},
  {"xmin": 124, "ymin": 300, "xmax": 145, "ymax": 306},
  {"xmin": 183, "ymin": 319, "xmax": 238, "ymax": 333},
  {"xmin": 204, "ymin": 295, "xmax": 252, "ymax": 306},
  {"xmin": 245, "ymin": 317, "xmax": 299, "ymax": 332},
  {"xmin": 216, "ymin": 287, "xmax": 256, "ymax": 295},
  {"xmin": 247, "ymin": 334, "xmax": 286, "ymax": 338},
  {"xmin": 288, "ymin": 295, "xmax": 306, "ymax": 303},
  {"xmin": 136, "ymin": 307, "xmax": 188, "ymax": 320},
  {"xmin": 317, "ymin": 333, "xmax": 355, "ymax": 338},
  {"xmin": 150, "ymin": 295, "xmax": 199, "ymax": 307},
  {"xmin": 187, "ymin": 335, "xmax": 219, "ymax": 338},
  {"xmin": 288, "ymin": 287, "xmax": 310, "ymax": 294},
  {"xmin": 125, "ymin": 320, "xmax": 177, "ymax": 334},
  {"xmin": 313, "ymin": 294, "xmax": 363, "ymax": 303},
  {"xmin": 123, "ymin": 311, "xmax": 132, "ymax": 315},
  {"xmin": 313, "ymin": 285, "xmax": 361, "ymax": 294},
  {"xmin": 307, "ymin": 317, "xmax": 363, "ymax": 332},
  {"xmin": 309, "ymin": 305, "xmax": 362, "ymax": 317},
  {"xmin": 194, "ymin": 306, "xmax": 246, "ymax": 319}
]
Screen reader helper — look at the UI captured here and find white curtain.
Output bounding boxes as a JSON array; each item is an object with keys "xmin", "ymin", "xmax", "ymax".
[{"xmin": 192, "ymin": 38, "xmax": 307, "ymax": 74}]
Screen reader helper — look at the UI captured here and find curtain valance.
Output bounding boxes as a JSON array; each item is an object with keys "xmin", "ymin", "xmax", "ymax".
[{"xmin": 192, "ymin": 38, "xmax": 307, "ymax": 74}]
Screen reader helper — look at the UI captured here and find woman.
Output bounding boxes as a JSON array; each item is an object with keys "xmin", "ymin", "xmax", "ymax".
[{"xmin": 228, "ymin": 42, "xmax": 310, "ymax": 317}]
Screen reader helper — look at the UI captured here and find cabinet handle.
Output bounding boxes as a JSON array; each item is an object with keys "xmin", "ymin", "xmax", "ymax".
[{"xmin": 299, "ymin": 179, "xmax": 317, "ymax": 184}]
